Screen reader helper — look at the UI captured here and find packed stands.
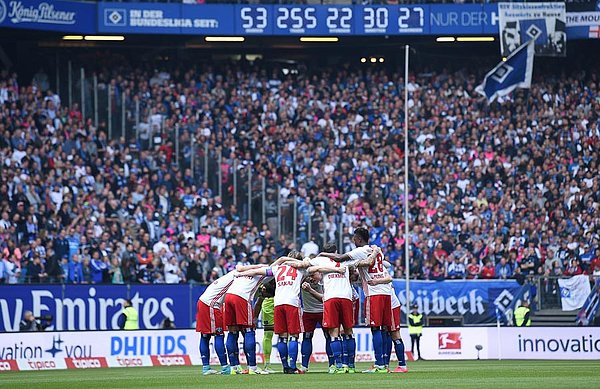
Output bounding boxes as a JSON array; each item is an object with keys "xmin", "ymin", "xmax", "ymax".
[{"xmin": 1, "ymin": 54, "xmax": 599, "ymax": 286}]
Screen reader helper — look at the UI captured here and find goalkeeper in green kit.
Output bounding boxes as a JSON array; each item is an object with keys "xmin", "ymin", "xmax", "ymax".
[{"xmin": 255, "ymin": 279, "xmax": 276, "ymax": 374}]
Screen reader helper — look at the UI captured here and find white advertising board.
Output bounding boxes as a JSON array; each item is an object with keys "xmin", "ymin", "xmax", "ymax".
[{"xmin": 1, "ymin": 326, "xmax": 598, "ymax": 372}]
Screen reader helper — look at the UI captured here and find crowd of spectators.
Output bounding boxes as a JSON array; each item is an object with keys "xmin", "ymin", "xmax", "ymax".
[{"xmin": 1, "ymin": 54, "xmax": 600, "ymax": 287}]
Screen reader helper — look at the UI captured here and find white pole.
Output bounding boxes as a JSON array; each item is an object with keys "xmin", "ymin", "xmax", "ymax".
[
  {"xmin": 497, "ymin": 309, "xmax": 502, "ymax": 360},
  {"xmin": 404, "ymin": 44, "xmax": 411, "ymax": 312}
]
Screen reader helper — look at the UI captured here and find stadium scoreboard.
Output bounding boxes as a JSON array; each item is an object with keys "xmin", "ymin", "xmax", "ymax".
[
  {"xmin": 2, "ymin": 0, "xmax": 594, "ymax": 41},
  {"xmin": 236, "ymin": 5, "xmax": 428, "ymax": 35},
  {"xmin": 97, "ymin": 3, "xmax": 499, "ymax": 36}
]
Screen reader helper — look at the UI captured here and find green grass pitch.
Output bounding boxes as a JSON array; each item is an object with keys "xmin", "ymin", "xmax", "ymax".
[{"xmin": 3, "ymin": 361, "xmax": 599, "ymax": 389}]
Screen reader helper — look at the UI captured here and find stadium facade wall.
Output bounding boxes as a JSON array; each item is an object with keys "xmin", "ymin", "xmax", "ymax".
[{"xmin": 1, "ymin": 327, "xmax": 599, "ymax": 371}]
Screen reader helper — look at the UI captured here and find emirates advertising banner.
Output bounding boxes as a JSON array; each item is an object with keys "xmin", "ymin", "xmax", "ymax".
[{"xmin": 1, "ymin": 327, "xmax": 599, "ymax": 372}]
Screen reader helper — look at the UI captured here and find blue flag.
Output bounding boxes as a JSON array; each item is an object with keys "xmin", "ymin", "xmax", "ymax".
[{"xmin": 475, "ymin": 40, "xmax": 535, "ymax": 103}]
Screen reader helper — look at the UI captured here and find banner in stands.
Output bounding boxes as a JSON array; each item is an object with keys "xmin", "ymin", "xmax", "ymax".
[
  {"xmin": 498, "ymin": 2, "xmax": 567, "ymax": 57},
  {"xmin": 392, "ymin": 279, "xmax": 523, "ymax": 325},
  {"xmin": 1, "ymin": 327, "xmax": 598, "ymax": 372},
  {"xmin": 558, "ymin": 275, "xmax": 592, "ymax": 311},
  {"xmin": 0, "ymin": 281, "xmax": 518, "ymax": 332},
  {"xmin": 576, "ymin": 279, "xmax": 600, "ymax": 326},
  {"xmin": 0, "ymin": 284, "xmax": 207, "ymax": 332},
  {"xmin": 0, "ymin": 0, "xmax": 95, "ymax": 34},
  {"xmin": 565, "ymin": 0, "xmax": 600, "ymax": 39}
]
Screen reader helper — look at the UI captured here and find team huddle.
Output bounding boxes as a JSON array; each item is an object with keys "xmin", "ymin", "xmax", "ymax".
[{"xmin": 196, "ymin": 227, "xmax": 408, "ymax": 375}]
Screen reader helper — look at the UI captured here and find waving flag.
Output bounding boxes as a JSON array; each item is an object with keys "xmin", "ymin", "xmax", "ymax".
[
  {"xmin": 475, "ymin": 40, "xmax": 535, "ymax": 103},
  {"xmin": 558, "ymin": 275, "xmax": 592, "ymax": 311}
]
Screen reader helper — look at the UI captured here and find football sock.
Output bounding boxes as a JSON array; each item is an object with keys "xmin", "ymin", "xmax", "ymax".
[
  {"xmin": 325, "ymin": 334, "xmax": 334, "ymax": 366},
  {"xmin": 394, "ymin": 338, "xmax": 406, "ymax": 366},
  {"xmin": 226, "ymin": 331, "xmax": 240, "ymax": 367},
  {"xmin": 330, "ymin": 337, "xmax": 343, "ymax": 368},
  {"xmin": 371, "ymin": 328, "xmax": 384, "ymax": 366},
  {"xmin": 200, "ymin": 334, "xmax": 211, "ymax": 367},
  {"xmin": 243, "ymin": 329, "xmax": 257, "ymax": 367},
  {"xmin": 341, "ymin": 335, "xmax": 349, "ymax": 366},
  {"xmin": 288, "ymin": 336, "xmax": 299, "ymax": 369},
  {"xmin": 277, "ymin": 337, "xmax": 290, "ymax": 369},
  {"xmin": 263, "ymin": 330, "xmax": 273, "ymax": 367},
  {"xmin": 345, "ymin": 334, "xmax": 356, "ymax": 368},
  {"xmin": 383, "ymin": 331, "xmax": 392, "ymax": 366},
  {"xmin": 214, "ymin": 334, "xmax": 228, "ymax": 366},
  {"xmin": 301, "ymin": 332, "xmax": 313, "ymax": 368}
]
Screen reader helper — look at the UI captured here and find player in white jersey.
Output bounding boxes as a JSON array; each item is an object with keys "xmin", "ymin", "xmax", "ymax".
[
  {"xmin": 318, "ymin": 227, "xmax": 391, "ymax": 373},
  {"xmin": 196, "ymin": 264, "xmax": 263, "ymax": 375},
  {"xmin": 197, "ymin": 270, "xmax": 236, "ymax": 375},
  {"xmin": 299, "ymin": 271, "xmax": 334, "ymax": 372},
  {"xmin": 287, "ymin": 242, "xmax": 380, "ymax": 373},
  {"xmin": 235, "ymin": 251, "xmax": 313, "ymax": 373},
  {"xmin": 367, "ymin": 263, "xmax": 408, "ymax": 373},
  {"xmin": 223, "ymin": 259, "xmax": 285, "ymax": 375}
]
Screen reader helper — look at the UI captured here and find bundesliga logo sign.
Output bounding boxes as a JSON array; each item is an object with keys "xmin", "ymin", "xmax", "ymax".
[{"xmin": 438, "ymin": 332, "xmax": 462, "ymax": 351}]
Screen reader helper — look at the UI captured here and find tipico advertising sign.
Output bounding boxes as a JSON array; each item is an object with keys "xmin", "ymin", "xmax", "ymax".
[{"xmin": 1, "ymin": 327, "xmax": 599, "ymax": 372}]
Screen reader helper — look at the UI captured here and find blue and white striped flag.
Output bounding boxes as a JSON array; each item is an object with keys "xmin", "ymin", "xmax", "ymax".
[{"xmin": 475, "ymin": 40, "xmax": 535, "ymax": 103}]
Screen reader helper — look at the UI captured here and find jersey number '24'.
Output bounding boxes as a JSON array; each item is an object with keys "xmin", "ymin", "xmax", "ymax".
[{"xmin": 276, "ymin": 265, "xmax": 298, "ymax": 281}]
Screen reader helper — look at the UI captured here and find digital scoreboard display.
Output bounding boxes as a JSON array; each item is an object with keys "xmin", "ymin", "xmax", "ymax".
[
  {"xmin": 97, "ymin": 3, "xmax": 499, "ymax": 36},
  {"xmin": 234, "ymin": 5, "xmax": 431, "ymax": 35}
]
